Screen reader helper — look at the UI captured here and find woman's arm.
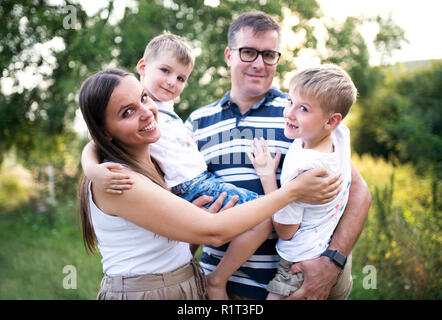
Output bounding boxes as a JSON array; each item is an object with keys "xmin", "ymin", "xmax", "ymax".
[{"xmin": 91, "ymin": 167, "xmax": 318, "ymax": 246}]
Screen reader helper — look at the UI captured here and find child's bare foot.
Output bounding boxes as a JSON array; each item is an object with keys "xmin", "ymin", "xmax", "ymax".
[{"xmin": 205, "ymin": 273, "xmax": 229, "ymax": 300}]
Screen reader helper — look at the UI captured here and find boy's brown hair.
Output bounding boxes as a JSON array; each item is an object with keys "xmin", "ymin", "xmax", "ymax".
[
  {"xmin": 289, "ymin": 64, "xmax": 357, "ymax": 119},
  {"xmin": 143, "ymin": 31, "xmax": 194, "ymax": 68}
]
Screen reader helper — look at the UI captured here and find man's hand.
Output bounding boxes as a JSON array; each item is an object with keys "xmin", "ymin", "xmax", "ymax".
[
  {"xmin": 191, "ymin": 192, "xmax": 239, "ymax": 213},
  {"xmin": 284, "ymin": 256, "xmax": 340, "ymax": 300}
]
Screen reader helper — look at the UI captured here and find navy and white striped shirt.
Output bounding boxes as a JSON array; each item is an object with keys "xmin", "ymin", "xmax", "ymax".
[{"xmin": 185, "ymin": 88, "xmax": 293, "ymax": 299}]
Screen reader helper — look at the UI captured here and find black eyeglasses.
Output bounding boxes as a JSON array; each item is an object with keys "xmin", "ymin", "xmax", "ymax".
[{"xmin": 230, "ymin": 47, "xmax": 281, "ymax": 65}]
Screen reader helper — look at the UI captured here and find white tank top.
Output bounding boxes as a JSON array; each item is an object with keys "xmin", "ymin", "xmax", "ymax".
[{"xmin": 88, "ymin": 182, "xmax": 193, "ymax": 276}]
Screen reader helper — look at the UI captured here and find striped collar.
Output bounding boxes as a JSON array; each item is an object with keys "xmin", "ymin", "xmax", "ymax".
[{"xmin": 219, "ymin": 88, "xmax": 286, "ymax": 111}]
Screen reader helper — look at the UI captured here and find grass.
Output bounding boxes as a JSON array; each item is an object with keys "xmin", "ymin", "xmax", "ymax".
[
  {"xmin": 0, "ymin": 204, "xmax": 380, "ymax": 300},
  {"xmin": 0, "ymin": 203, "xmax": 102, "ymax": 299},
  {"xmin": 0, "ymin": 206, "xmax": 385, "ymax": 300}
]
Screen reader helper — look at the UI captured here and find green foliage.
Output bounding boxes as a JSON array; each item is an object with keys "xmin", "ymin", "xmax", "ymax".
[
  {"xmin": 351, "ymin": 60, "xmax": 442, "ymax": 181},
  {"xmin": 373, "ymin": 14, "xmax": 408, "ymax": 65},
  {"xmin": 323, "ymin": 16, "xmax": 394, "ymax": 100},
  {"xmin": 0, "ymin": 164, "xmax": 36, "ymax": 212},
  {"xmin": 1, "ymin": 0, "xmax": 408, "ymax": 165},
  {"xmin": 0, "ymin": 0, "xmax": 116, "ymax": 164},
  {"xmin": 352, "ymin": 155, "xmax": 442, "ymax": 299},
  {"xmin": 0, "ymin": 202, "xmax": 102, "ymax": 299}
]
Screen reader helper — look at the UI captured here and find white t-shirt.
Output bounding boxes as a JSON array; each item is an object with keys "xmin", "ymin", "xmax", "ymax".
[
  {"xmin": 150, "ymin": 102, "xmax": 207, "ymax": 188},
  {"xmin": 274, "ymin": 124, "xmax": 352, "ymax": 263},
  {"xmin": 88, "ymin": 182, "xmax": 193, "ymax": 276}
]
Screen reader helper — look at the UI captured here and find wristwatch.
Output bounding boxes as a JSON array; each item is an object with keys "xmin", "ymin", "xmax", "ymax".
[{"xmin": 320, "ymin": 249, "xmax": 347, "ymax": 269}]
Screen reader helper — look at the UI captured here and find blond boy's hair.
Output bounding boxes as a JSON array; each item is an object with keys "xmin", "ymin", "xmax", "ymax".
[
  {"xmin": 289, "ymin": 64, "xmax": 357, "ymax": 119},
  {"xmin": 143, "ymin": 31, "xmax": 194, "ymax": 68}
]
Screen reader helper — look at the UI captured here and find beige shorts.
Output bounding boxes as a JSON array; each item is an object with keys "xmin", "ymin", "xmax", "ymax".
[
  {"xmin": 97, "ymin": 258, "xmax": 206, "ymax": 300},
  {"xmin": 267, "ymin": 253, "xmax": 353, "ymax": 300}
]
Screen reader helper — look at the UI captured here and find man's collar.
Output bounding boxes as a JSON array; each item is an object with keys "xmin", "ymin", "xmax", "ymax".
[
  {"xmin": 219, "ymin": 91, "xmax": 231, "ymax": 108},
  {"xmin": 221, "ymin": 87, "xmax": 286, "ymax": 110}
]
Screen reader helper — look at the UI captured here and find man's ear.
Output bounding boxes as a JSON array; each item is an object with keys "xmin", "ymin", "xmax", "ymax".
[
  {"xmin": 136, "ymin": 58, "xmax": 146, "ymax": 77},
  {"xmin": 224, "ymin": 46, "xmax": 232, "ymax": 67},
  {"xmin": 325, "ymin": 113, "xmax": 342, "ymax": 130}
]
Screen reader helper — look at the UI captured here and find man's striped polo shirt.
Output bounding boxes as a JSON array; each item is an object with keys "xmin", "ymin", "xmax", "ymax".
[{"xmin": 185, "ymin": 88, "xmax": 293, "ymax": 299}]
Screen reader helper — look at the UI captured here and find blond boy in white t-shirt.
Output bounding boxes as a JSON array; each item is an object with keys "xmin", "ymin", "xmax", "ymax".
[{"xmin": 247, "ymin": 64, "xmax": 357, "ymax": 299}]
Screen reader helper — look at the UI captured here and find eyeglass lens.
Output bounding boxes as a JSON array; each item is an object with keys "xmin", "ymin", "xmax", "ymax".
[{"xmin": 239, "ymin": 48, "xmax": 280, "ymax": 64}]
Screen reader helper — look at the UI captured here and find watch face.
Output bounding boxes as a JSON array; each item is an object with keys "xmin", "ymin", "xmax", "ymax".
[
  {"xmin": 334, "ymin": 251, "xmax": 347, "ymax": 266},
  {"xmin": 321, "ymin": 249, "xmax": 347, "ymax": 268}
]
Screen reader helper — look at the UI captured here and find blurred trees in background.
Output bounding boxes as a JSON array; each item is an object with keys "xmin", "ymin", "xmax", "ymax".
[
  {"xmin": 352, "ymin": 62, "xmax": 442, "ymax": 177},
  {"xmin": 1, "ymin": 0, "xmax": 415, "ymax": 169},
  {"xmin": 351, "ymin": 154, "xmax": 441, "ymax": 299}
]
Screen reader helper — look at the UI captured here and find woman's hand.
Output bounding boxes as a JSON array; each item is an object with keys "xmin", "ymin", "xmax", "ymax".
[{"xmin": 284, "ymin": 168, "xmax": 342, "ymax": 204}]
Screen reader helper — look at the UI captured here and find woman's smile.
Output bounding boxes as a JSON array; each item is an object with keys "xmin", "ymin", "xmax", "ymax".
[{"xmin": 139, "ymin": 121, "xmax": 156, "ymax": 132}]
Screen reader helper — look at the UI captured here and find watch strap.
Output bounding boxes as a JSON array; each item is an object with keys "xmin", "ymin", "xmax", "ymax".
[{"xmin": 321, "ymin": 249, "xmax": 347, "ymax": 269}]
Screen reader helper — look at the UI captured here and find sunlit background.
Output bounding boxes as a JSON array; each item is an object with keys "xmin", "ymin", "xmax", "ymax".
[
  {"xmin": 78, "ymin": 0, "xmax": 442, "ymax": 64},
  {"xmin": 3, "ymin": 0, "xmax": 441, "ymax": 116}
]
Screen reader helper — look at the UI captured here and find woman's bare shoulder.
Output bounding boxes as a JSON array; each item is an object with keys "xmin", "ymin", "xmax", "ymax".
[{"xmin": 92, "ymin": 167, "xmax": 161, "ymax": 215}]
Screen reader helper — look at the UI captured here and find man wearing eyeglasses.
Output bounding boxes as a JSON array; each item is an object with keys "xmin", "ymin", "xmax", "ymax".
[{"xmin": 186, "ymin": 11, "xmax": 371, "ymax": 300}]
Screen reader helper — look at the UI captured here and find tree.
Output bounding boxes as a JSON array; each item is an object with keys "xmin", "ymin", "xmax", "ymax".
[
  {"xmin": 1, "ymin": 0, "xmax": 323, "ymax": 163},
  {"xmin": 351, "ymin": 61, "xmax": 442, "ymax": 175},
  {"xmin": 383, "ymin": 62, "xmax": 441, "ymax": 176},
  {"xmin": 0, "ymin": 0, "xmax": 116, "ymax": 167},
  {"xmin": 1, "ymin": 0, "xmax": 407, "ymax": 168},
  {"xmin": 322, "ymin": 14, "xmax": 406, "ymax": 100},
  {"xmin": 373, "ymin": 13, "xmax": 408, "ymax": 65}
]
